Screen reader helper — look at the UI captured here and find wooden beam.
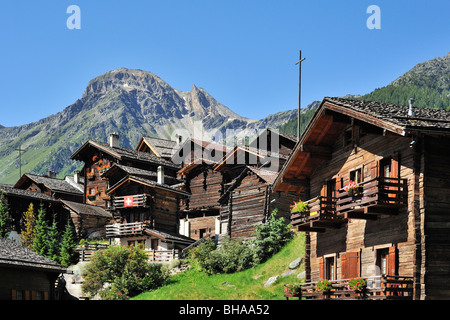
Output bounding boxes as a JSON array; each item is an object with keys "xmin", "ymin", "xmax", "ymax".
[
  {"xmin": 297, "ymin": 225, "xmax": 326, "ymax": 233},
  {"xmin": 281, "ymin": 177, "xmax": 309, "ymax": 188},
  {"xmin": 301, "ymin": 144, "xmax": 332, "ymax": 160},
  {"xmin": 344, "ymin": 212, "xmax": 378, "ymax": 220}
]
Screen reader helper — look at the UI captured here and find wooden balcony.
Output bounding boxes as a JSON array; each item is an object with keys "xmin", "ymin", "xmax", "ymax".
[
  {"xmin": 112, "ymin": 194, "xmax": 149, "ymax": 209},
  {"xmin": 286, "ymin": 275, "xmax": 414, "ymax": 300},
  {"xmin": 106, "ymin": 222, "xmax": 149, "ymax": 238},
  {"xmin": 290, "ymin": 196, "xmax": 345, "ymax": 233},
  {"xmin": 336, "ymin": 177, "xmax": 407, "ymax": 219}
]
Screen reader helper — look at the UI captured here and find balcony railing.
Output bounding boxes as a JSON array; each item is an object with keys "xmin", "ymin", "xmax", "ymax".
[
  {"xmin": 106, "ymin": 222, "xmax": 149, "ymax": 238},
  {"xmin": 290, "ymin": 196, "xmax": 345, "ymax": 232},
  {"xmin": 285, "ymin": 275, "xmax": 414, "ymax": 300},
  {"xmin": 336, "ymin": 177, "xmax": 407, "ymax": 217},
  {"xmin": 112, "ymin": 194, "xmax": 148, "ymax": 209}
]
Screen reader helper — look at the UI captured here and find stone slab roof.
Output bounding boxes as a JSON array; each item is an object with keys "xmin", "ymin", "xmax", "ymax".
[
  {"xmin": 0, "ymin": 238, "xmax": 67, "ymax": 273},
  {"xmin": 60, "ymin": 200, "xmax": 113, "ymax": 218},
  {"xmin": 325, "ymin": 97, "xmax": 450, "ymax": 132}
]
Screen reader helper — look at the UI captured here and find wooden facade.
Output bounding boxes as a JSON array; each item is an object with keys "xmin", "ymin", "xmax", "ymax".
[
  {"xmin": 104, "ymin": 170, "xmax": 193, "ymax": 252},
  {"xmin": 14, "ymin": 172, "xmax": 83, "ymax": 203},
  {"xmin": 71, "ymin": 134, "xmax": 180, "ymax": 209},
  {"xmin": 216, "ymin": 129, "xmax": 297, "ymax": 239},
  {"xmin": 274, "ymin": 97, "xmax": 450, "ymax": 300}
]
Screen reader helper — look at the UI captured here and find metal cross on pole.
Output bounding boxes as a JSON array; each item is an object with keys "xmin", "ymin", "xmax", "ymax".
[
  {"xmin": 295, "ymin": 50, "xmax": 306, "ymax": 140},
  {"xmin": 15, "ymin": 145, "xmax": 25, "ymax": 178}
]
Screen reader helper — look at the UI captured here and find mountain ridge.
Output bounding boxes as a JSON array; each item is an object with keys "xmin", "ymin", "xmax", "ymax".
[{"xmin": 0, "ymin": 68, "xmax": 296, "ymax": 184}]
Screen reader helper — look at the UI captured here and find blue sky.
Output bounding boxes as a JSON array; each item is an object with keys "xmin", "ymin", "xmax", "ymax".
[{"xmin": 0, "ymin": 0, "xmax": 449, "ymax": 127}]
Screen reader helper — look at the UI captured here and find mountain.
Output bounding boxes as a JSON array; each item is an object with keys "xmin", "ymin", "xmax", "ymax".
[
  {"xmin": 361, "ymin": 52, "xmax": 450, "ymax": 109},
  {"xmin": 0, "ymin": 68, "xmax": 296, "ymax": 184}
]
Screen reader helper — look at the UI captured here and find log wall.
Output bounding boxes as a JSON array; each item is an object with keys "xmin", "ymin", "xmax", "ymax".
[{"xmin": 308, "ymin": 127, "xmax": 418, "ymax": 283}]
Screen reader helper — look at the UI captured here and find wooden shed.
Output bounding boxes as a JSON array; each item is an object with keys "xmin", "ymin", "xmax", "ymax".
[
  {"xmin": 0, "ymin": 238, "xmax": 67, "ymax": 300},
  {"xmin": 274, "ymin": 97, "xmax": 450, "ymax": 300}
]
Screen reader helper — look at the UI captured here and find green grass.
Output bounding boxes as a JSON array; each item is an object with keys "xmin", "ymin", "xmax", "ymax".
[{"xmin": 131, "ymin": 232, "xmax": 305, "ymax": 300}]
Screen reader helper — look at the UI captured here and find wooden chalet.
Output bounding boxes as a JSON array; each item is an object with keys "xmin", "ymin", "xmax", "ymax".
[
  {"xmin": 14, "ymin": 172, "xmax": 84, "ymax": 203},
  {"xmin": 274, "ymin": 97, "xmax": 450, "ymax": 300},
  {"xmin": 136, "ymin": 136, "xmax": 180, "ymax": 160},
  {"xmin": 215, "ymin": 128, "xmax": 297, "ymax": 239},
  {"xmin": 70, "ymin": 133, "xmax": 180, "ymax": 208},
  {"xmin": 0, "ymin": 238, "xmax": 67, "ymax": 300},
  {"xmin": 60, "ymin": 200, "xmax": 112, "ymax": 239},
  {"xmin": 103, "ymin": 167, "xmax": 193, "ymax": 259},
  {"xmin": 173, "ymin": 138, "xmax": 232, "ymax": 241},
  {"xmin": 0, "ymin": 184, "xmax": 63, "ymax": 235}
]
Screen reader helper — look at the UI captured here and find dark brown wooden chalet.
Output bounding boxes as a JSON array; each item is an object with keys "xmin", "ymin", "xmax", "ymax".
[
  {"xmin": 70, "ymin": 133, "xmax": 180, "ymax": 209},
  {"xmin": 103, "ymin": 170, "xmax": 193, "ymax": 252},
  {"xmin": 60, "ymin": 200, "xmax": 112, "ymax": 239},
  {"xmin": 0, "ymin": 184, "xmax": 63, "ymax": 235},
  {"xmin": 273, "ymin": 97, "xmax": 450, "ymax": 300},
  {"xmin": 14, "ymin": 172, "xmax": 83, "ymax": 203},
  {"xmin": 0, "ymin": 238, "xmax": 67, "ymax": 300},
  {"xmin": 136, "ymin": 136, "xmax": 179, "ymax": 160},
  {"xmin": 175, "ymin": 139, "xmax": 232, "ymax": 241},
  {"xmin": 215, "ymin": 128, "xmax": 297, "ymax": 239}
]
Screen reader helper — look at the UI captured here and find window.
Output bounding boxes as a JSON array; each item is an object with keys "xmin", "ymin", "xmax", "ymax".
[
  {"xmin": 350, "ymin": 168, "xmax": 362, "ymax": 184},
  {"xmin": 376, "ymin": 246, "xmax": 397, "ymax": 276},
  {"xmin": 325, "ymin": 257, "xmax": 335, "ymax": 281},
  {"xmin": 327, "ymin": 179, "xmax": 336, "ymax": 198}
]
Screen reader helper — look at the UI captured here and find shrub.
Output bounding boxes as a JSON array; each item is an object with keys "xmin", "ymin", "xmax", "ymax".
[
  {"xmin": 82, "ymin": 245, "xmax": 167, "ymax": 300},
  {"xmin": 189, "ymin": 238, "xmax": 255, "ymax": 275},
  {"xmin": 250, "ymin": 208, "xmax": 293, "ymax": 264},
  {"xmin": 188, "ymin": 209, "xmax": 293, "ymax": 275}
]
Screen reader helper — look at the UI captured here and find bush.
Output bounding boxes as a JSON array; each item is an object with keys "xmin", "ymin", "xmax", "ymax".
[
  {"xmin": 82, "ymin": 245, "xmax": 167, "ymax": 300},
  {"xmin": 250, "ymin": 208, "xmax": 293, "ymax": 264},
  {"xmin": 189, "ymin": 209, "xmax": 293, "ymax": 274},
  {"xmin": 189, "ymin": 238, "xmax": 255, "ymax": 275}
]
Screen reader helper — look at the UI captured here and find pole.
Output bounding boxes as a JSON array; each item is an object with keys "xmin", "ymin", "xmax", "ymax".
[
  {"xmin": 15, "ymin": 145, "xmax": 25, "ymax": 178},
  {"xmin": 295, "ymin": 51, "xmax": 306, "ymax": 140}
]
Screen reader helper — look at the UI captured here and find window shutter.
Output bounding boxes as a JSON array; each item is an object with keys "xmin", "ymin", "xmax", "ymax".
[
  {"xmin": 341, "ymin": 253, "xmax": 348, "ymax": 279},
  {"xmin": 391, "ymin": 153, "xmax": 400, "ymax": 179},
  {"xmin": 341, "ymin": 252, "xmax": 359, "ymax": 279},
  {"xmin": 319, "ymin": 257, "xmax": 324, "ymax": 280},
  {"xmin": 388, "ymin": 246, "xmax": 397, "ymax": 276},
  {"xmin": 370, "ymin": 161, "xmax": 379, "ymax": 179}
]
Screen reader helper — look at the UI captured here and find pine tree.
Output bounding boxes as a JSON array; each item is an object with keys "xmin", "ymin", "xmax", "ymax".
[
  {"xmin": 20, "ymin": 203, "xmax": 36, "ymax": 249},
  {"xmin": 33, "ymin": 204, "xmax": 48, "ymax": 256},
  {"xmin": 46, "ymin": 216, "xmax": 60, "ymax": 263},
  {"xmin": 60, "ymin": 220, "xmax": 77, "ymax": 267},
  {"xmin": 0, "ymin": 191, "xmax": 12, "ymax": 238}
]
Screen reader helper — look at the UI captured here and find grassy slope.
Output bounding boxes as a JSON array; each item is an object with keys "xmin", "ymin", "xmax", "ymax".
[{"xmin": 132, "ymin": 232, "xmax": 305, "ymax": 300}]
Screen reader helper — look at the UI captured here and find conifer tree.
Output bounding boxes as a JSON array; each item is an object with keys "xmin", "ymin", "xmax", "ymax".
[
  {"xmin": 0, "ymin": 191, "xmax": 12, "ymax": 238},
  {"xmin": 59, "ymin": 220, "xmax": 77, "ymax": 267},
  {"xmin": 20, "ymin": 203, "xmax": 36, "ymax": 249},
  {"xmin": 33, "ymin": 204, "xmax": 48, "ymax": 256},
  {"xmin": 46, "ymin": 216, "xmax": 60, "ymax": 263}
]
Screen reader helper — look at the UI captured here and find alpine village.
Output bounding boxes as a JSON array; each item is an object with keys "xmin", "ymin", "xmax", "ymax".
[{"xmin": 1, "ymin": 53, "xmax": 450, "ymax": 302}]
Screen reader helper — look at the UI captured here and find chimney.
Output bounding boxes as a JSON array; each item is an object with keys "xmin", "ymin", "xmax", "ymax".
[
  {"xmin": 176, "ymin": 134, "xmax": 183, "ymax": 145},
  {"xmin": 109, "ymin": 133, "xmax": 119, "ymax": 148},
  {"xmin": 157, "ymin": 166, "xmax": 164, "ymax": 185},
  {"xmin": 408, "ymin": 99, "xmax": 415, "ymax": 117},
  {"xmin": 74, "ymin": 171, "xmax": 80, "ymax": 184},
  {"xmin": 48, "ymin": 170, "xmax": 57, "ymax": 179}
]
